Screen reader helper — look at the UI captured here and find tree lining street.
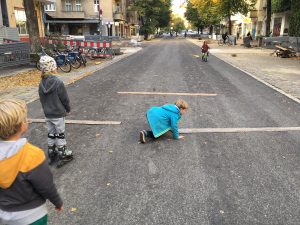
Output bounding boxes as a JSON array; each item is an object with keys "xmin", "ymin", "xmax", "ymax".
[{"xmin": 26, "ymin": 39, "xmax": 300, "ymax": 225}]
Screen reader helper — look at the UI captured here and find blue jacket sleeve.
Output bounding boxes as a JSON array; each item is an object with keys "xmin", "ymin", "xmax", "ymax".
[{"xmin": 170, "ymin": 115, "xmax": 180, "ymax": 139}]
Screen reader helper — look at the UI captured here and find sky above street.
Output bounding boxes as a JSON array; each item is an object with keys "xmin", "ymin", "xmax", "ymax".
[{"xmin": 172, "ymin": 0, "xmax": 186, "ymax": 15}]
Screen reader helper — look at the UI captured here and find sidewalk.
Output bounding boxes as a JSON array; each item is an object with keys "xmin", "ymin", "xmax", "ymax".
[
  {"xmin": 0, "ymin": 47, "xmax": 142, "ymax": 103},
  {"xmin": 188, "ymin": 38, "xmax": 300, "ymax": 102}
]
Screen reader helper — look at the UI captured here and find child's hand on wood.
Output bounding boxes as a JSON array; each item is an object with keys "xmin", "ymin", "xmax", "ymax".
[{"xmin": 179, "ymin": 135, "xmax": 185, "ymax": 140}]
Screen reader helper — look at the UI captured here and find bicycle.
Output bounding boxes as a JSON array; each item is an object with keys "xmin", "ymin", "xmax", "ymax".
[
  {"xmin": 53, "ymin": 44, "xmax": 81, "ymax": 69},
  {"xmin": 36, "ymin": 46, "xmax": 72, "ymax": 73},
  {"xmin": 202, "ymin": 51, "xmax": 209, "ymax": 62},
  {"xmin": 87, "ymin": 47, "xmax": 115, "ymax": 60},
  {"xmin": 218, "ymin": 38, "xmax": 232, "ymax": 46}
]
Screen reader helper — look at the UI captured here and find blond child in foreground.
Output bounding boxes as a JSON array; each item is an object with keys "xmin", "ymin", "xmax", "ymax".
[{"xmin": 0, "ymin": 99, "xmax": 62, "ymax": 225}]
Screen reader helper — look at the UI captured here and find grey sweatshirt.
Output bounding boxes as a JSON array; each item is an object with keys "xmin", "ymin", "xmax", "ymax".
[{"xmin": 39, "ymin": 75, "xmax": 70, "ymax": 118}]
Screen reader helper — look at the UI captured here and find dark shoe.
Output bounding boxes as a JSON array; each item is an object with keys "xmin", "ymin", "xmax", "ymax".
[
  {"xmin": 140, "ymin": 130, "xmax": 146, "ymax": 144},
  {"xmin": 48, "ymin": 145, "xmax": 57, "ymax": 165}
]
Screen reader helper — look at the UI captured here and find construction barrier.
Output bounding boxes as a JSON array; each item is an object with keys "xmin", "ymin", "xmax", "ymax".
[{"xmin": 46, "ymin": 39, "xmax": 113, "ymax": 58}]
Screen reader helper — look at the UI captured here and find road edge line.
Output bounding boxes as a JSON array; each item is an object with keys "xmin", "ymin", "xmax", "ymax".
[{"xmin": 187, "ymin": 38, "xmax": 300, "ymax": 105}]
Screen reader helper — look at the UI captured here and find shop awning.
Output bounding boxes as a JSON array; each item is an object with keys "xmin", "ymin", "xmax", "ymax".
[{"xmin": 45, "ymin": 20, "xmax": 99, "ymax": 24}]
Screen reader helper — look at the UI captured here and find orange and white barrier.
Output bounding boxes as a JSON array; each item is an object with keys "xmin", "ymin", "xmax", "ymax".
[{"xmin": 46, "ymin": 39, "xmax": 113, "ymax": 58}]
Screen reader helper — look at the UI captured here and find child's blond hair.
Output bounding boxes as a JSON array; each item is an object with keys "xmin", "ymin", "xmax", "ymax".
[
  {"xmin": 0, "ymin": 99, "xmax": 27, "ymax": 140},
  {"xmin": 175, "ymin": 99, "xmax": 189, "ymax": 110}
]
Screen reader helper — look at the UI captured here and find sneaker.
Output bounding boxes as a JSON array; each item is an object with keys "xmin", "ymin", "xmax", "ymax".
[{"xmin": 139, "ymin": 130, "xmax": 146, "ymax": 144}]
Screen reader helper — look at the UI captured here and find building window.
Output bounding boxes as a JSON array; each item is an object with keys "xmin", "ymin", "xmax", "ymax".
[
  {"xmin": 75, "ymin": 0, "xmax": 82, "ymax": 11},
  {"xmin": 94, "ymin": 0, "xmax": 99, "ymax": 12},
  {"xmin": 65, "ymin": 0, "xmax": 72, "ymax": 11},
  {"xmin": 14, "ymin": 9, "xmax": 28, "ymax": 35},
  {"xmin": 45, "ymin": 3, "xmax": 56, "ymax": 11}
]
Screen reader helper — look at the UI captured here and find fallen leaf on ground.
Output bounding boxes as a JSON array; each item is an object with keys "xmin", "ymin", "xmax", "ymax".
[{"xmin": 70, "ymin": 207, "xmax": 77, "ymax": 212}]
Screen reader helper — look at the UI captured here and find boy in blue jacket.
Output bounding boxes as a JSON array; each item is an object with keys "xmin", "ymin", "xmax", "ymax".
[{"xmin": 140, "ymin": 99, "xmax": 188, "ymax": 143}]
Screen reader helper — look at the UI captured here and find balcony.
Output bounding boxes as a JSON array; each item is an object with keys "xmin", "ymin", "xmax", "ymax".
[
  {"xmin": 114, "ymin": 11, "xmax": 125, "ymax": 21},
  {"xmin": 61, "ymin": 9, "xmax": 85, "ymax": 19},
  {"xmin": 127, "ymin": 10, "xmax": 138, "ymax": 25}
]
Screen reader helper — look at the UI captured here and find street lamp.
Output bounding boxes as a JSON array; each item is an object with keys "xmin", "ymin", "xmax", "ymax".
[{"xmin": 98, "ymin": 1, "xmax": 103, "ymax": 39}]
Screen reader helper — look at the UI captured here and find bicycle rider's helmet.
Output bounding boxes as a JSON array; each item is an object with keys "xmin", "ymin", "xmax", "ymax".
[{"xmin": 39, "ymin": 55, "xmax": 57, "ymax": 73}]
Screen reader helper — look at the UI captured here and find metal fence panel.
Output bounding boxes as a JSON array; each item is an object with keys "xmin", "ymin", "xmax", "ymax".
[{"xmin": 0, "ymin": 40, "xmax": 30, "ymax": 68}]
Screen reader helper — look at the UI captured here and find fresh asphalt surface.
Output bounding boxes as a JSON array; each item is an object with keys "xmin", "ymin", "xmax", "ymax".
[{"xmin": 27, "ymin": 39, "xmax": 300, "ymax": 225}]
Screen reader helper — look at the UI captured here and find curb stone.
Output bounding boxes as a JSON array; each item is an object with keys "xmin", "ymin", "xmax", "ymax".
[{"xmin": 0, "ymin": 47, "xmax": 142, "ymax": 104}]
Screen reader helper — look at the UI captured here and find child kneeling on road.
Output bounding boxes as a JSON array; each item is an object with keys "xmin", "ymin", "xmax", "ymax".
[
  {"xmin": 38, "ymin": 55, "xmax": 73, "ymax": 168},
  {"xmin": 0, "ymin": 99, "xmax": 63, "ymax": 225},
  {"xmin": 140, "ymin": 99, "xmax": 188, "ymax": 143}
]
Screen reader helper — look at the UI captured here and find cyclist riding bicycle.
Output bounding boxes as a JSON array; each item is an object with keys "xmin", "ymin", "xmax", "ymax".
[
  {"xmin": 222, "ymin": 32, "xmax": 229, "ymax": 44},
  {"xmin": 201, "ymin": 41, "xmax": 210, "ymax": 62}
]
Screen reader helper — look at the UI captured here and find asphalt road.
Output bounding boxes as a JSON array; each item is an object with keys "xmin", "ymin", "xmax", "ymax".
[{"xmin": 27, "ymin": 39, "xmax": 300, "ymax": 225}]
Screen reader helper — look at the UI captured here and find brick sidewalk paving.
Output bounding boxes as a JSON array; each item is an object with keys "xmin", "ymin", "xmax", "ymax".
[
  {"xmin": 189, "ymin": 38, "xmax": 300, "ymax": 102},
  {"xmin": 0, "ymin": 47, "xmax": 142, "ymax": 103}
]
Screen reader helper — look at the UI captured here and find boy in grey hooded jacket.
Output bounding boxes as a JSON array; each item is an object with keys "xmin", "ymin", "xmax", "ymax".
[{"xmin": 38, "ymin": 55, "xmax": 73, "ymax": 168}]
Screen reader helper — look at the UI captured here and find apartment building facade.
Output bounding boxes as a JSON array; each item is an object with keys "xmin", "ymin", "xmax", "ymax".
[
  {"xmin": 0, "ymin": 0, "xmax": 47, "ymax": 41},
  {"xmin": 44, "ymin": 0, "xmax": 139, "ymax": 37},
  {"xmin": 244, "ymin": 0, "xmax": 290, "ymax": 38}
]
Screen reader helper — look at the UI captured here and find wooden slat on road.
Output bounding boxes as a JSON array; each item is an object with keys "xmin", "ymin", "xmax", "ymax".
[
  {"xmin": 118, "ymin": 92, "xmax": 217, "ymax": 96},
  {"xmin": 180, "ymin": 127, "xmax": 300, "ymax": 133},
  {"xmin": 28, "ymin": 119, "xmax": 121, "ymax": 125}
]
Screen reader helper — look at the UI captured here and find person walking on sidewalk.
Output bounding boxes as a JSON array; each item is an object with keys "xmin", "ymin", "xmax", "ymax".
[
  {"xmin": 38, "ymin": 55, "xmax": 73, "ymax": 168},
  {"xmin": 139, "ymin": 99, "xmax": 188, "ymax": 144},
  {"xmin": 222, "ymin": 32, "xmax": 228, "ymax": 44},
  {"xmin": 0, "ymin": 99, "xmax": 63, "ymax": 225}
]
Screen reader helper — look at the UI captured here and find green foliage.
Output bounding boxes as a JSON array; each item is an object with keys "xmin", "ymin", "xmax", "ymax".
[
  {"xmin": 289, "ymin": 0, "xmax": 300, "ymax": 36},
  {"xmin": 172, "ymin": 17, "xmax": 185, "ymax": 33},
  {"xmin": 217, "ymin": 0, "xmax": 257, "ymax": 17},
  {"xmin": 272, "ymin": 0, "xmax": 291, "ymax": 13},
  {"xmin": 131, "ymin": 0, "xmax": 172, "ymax": 38},
  {"xmin": 185, "ymin": 1, "xmax": 205, "ymax": 32}
]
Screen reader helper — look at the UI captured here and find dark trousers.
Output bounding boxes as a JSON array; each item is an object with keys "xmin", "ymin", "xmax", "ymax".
[{"xmin": 145, "ymin": 130, "xmax": 155, "ymax": 138}]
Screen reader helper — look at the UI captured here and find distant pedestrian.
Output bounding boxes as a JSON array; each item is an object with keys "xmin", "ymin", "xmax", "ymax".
[
  {"xmin": 222, "ymin": 32, "xmax": 228, "ymax": 44},
  {"xmin": 139, "ymin": 99, "xmax": 189, "ymax": 143},
  {"xmin": 184, "ymin": 31, "xmax": 187, "ymax": 38},
  {"xmin": 247, "ymin": 31, "xmax": 253, "ymax": 41},
  {"xmin": 0, "ymin": 99, "xmax": 63, "ymax": 225},
  {"xmin": 38, "ymin": 55, "xmax": 73, "ymax": 168}
]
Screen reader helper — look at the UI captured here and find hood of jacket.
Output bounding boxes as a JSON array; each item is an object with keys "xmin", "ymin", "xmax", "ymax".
[
  {"xmin": 162, "ymin": 104, "xmax": 180, "ymax": 114},
  {"xmin": 0, "ymin": 139, "xmax": 45, "ymax": 189},
  {"xmin": 40, "ymin": 75, "xmax": 59, "ymax": 94}
]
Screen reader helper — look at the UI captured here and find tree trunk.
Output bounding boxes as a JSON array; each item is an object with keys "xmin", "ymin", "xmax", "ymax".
[
  {"xmin": 23, "ymin": 0, "xmax": 40, "ymax": 53},
  {"xmin": 197, "ymin": 27, "xmax": 200, "ymax": 35},
  {"xmin": 228, "ymin": 15, "xmax": 232, "ymax": 35},
  {"xmin": 266, "ymin": 0, "xmax": 271, "ymax": 36}
]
